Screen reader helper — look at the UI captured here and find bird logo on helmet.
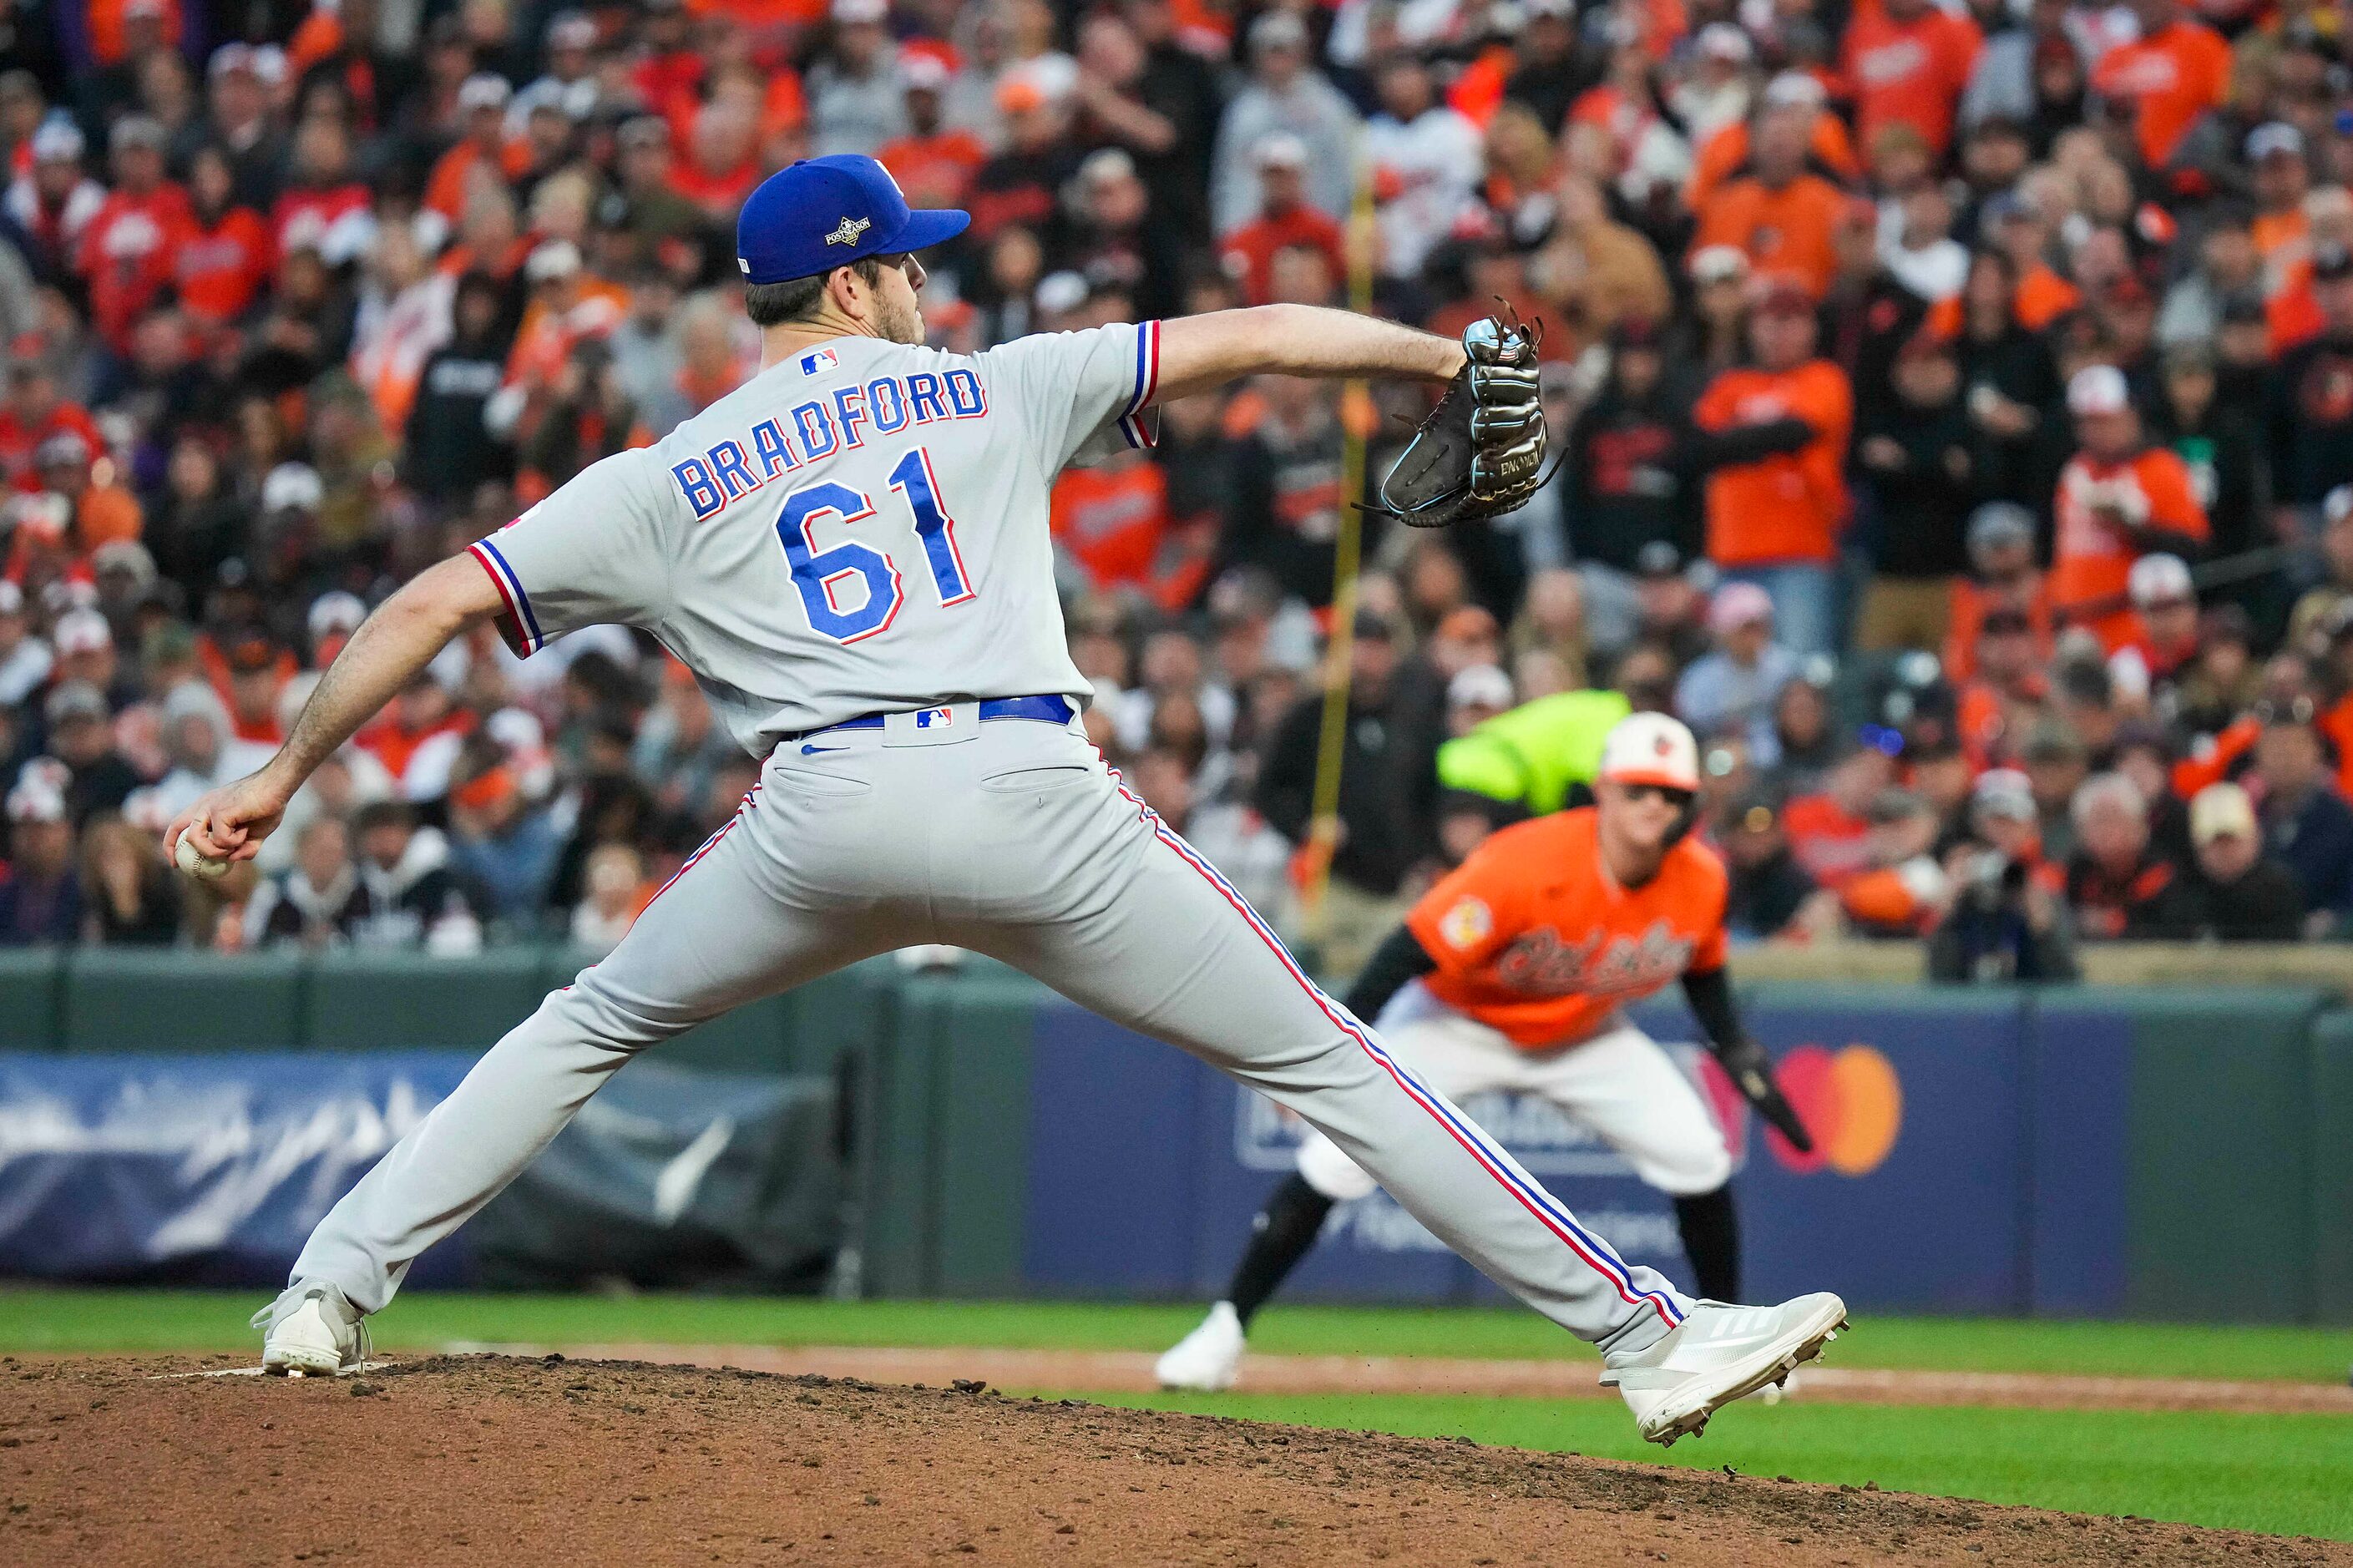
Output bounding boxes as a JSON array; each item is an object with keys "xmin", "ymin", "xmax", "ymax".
[{"xmin": 1597, "ymin": 713, "xmax": 1703, "ymax": 845}]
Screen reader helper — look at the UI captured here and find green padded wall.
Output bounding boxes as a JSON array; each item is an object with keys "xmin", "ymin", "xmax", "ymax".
[
  {"xmin": 61, "ymin": 949, "xmax": 307, "ymax": 1052},
  {"xmin": 0, "ymin": 950, "xmax": 60, "ymax": 1050},
  {"xmin": 303, "ymin": 948, "xmax": 549, "ymax": 1050},
  {"xmin": 2310, "ymin": 1011, "xmax": 2353, "ymax": 1325}
]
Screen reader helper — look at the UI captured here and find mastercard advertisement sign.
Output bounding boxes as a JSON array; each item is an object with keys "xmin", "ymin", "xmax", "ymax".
[{"xmin": 1697, "ymin": 1043, "xmax": 1905, "ymax": 1176}]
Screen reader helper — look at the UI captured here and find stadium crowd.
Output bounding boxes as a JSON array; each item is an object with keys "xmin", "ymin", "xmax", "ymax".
[{"xmin": 3, "ymin": 0, "xmax": 2353, "ymax": 975}]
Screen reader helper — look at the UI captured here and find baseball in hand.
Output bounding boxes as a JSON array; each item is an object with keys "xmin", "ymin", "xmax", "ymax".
[{"xmin": 174, "ymin": 831, "xmax": 234, "ymax": 881}]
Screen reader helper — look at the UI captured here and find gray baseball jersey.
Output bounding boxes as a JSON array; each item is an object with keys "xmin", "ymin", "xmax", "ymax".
[
  {"xmin": 468, "ymin": 322, "xmax": 1163, "ymax": 752},
  {"xmin": 290, "ymin": 316, "xmax": 1695, "ymax": 1364}
]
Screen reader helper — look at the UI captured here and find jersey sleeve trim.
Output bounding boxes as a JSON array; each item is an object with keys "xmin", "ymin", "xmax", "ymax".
[
  {"xmin": 468, "ymin": 538, "xmax": 544, "ymax": 657},
  {"xmin": 1116, "ymin": 319, "xmax": 1162, "ymax": 449}
]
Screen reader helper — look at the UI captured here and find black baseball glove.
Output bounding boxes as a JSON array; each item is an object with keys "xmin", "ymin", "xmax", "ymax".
[
  {"xmin": 1370, "ymin": 307, "xmax": 1548, "ymax": 529},
  {"xmin": 1710, "ymin": 1035, "xmax": 1814, "ymax": 1154}
]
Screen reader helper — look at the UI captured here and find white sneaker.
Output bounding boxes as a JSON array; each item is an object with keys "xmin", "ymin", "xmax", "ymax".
[
  {"xmin": 1155, "ymin": 1302, "xmax": 1246, "ymax": 1391},
  {"xmin": 1601, "ymin": 1292, "xmax": 1846, "ymax": 1446},
  {"xmin": 252, "ymin": 1282, "xmax": 371, "ymax": 1377}
]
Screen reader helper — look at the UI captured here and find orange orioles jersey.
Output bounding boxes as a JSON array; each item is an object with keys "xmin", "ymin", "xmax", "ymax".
[{"xmin": 1404, "ymin": 807, "xmax": 1728, "ymax": 1051}]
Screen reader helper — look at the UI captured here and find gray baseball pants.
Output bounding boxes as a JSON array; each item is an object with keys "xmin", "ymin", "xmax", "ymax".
[{"xmin": 291, "ymin": 709, "xmax": 1690, "ymax": 1352}]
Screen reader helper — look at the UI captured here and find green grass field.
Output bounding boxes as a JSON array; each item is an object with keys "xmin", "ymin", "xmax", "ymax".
[{"xmin": 5, "ymin": 1289, "xmax": 2347, "ymax": 1540}]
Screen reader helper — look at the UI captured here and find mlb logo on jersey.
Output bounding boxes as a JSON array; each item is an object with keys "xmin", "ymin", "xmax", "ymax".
[
  {"xmin": 915, "ymin": 707, "xmax": 954, "ymax": 729},
  {"xmin": 799, "ymin": 347, "xmax": 840, "ymax": 376}
]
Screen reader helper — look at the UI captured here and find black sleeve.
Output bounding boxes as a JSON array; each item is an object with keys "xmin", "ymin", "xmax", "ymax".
[
  {"xmin": 1681, "ymin": 417, "xmax": 1815, "ymax": 473},
  {"xmin": 1679, "ymin": 964, "xmax": 1743, "ymax": 1049},
  {"xmin": 1340, "ymin": 923, "xmax": 1439, "ymax": 1022}
]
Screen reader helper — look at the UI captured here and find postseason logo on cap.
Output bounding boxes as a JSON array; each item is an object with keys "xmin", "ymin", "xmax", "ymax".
[{"xmin": 736, "ymin": 155, "xmax": 970, "ymax": 286}]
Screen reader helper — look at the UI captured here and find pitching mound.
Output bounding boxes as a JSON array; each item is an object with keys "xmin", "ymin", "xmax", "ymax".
[{"xmin": 3, "ymin": 1355, "xmax": 2341, "ymax": 1567}]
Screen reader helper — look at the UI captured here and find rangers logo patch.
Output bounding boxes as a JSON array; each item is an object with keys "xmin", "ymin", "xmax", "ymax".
[
  {"xmin": 1438, "ymin": 896, "xmax": 1492, "ymax": 950},
  {"xmin": 825, "ymin": 215, "xmax": 871, "ymax": 247}
]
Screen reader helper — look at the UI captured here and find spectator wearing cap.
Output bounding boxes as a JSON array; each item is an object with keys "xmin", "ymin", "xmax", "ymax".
[
  {"xmin": 1211, "ymin": 11, "xmax": 1359, "ymax": 238},
  {"xmin": 2266, "ymin": 243, "xmax": 2353, "ymax": 546},
  {"xmin": 1562, "ymin": 321, "xmax": 1700, "ymax": 654},
  {"xmin": 1677, "ymin": 582, "xmax": 1800, "ymax": 761},
  {"xmin": 807, "ymin": 0, "xmax": 906, "ymax": 159},
  {"xmin": 0, "ymin": 581, "xmax": 49, "ymax": 708},
  {"xmin": 424, "ymin": 76, "xmax": 527, "ymax": 229},
  {"xmin": 1687, "ymin": 73, "xmax": 1860, "ymax": 213},
  {"xmin": 50, "ymin": 606, "xmax": 134, "ymax": 712},
  {"xmin": 1219, "ymin": 135, "xmax": 1347, "ymax": 308},
  {"xmin": 198, "ymin": 44, "xmax": 289, "ymax": 212},
  {"xmin": 509, "ymin": 10, "xmax": 602, "ymax": 133},
  {"xmin": 2088, "ymin": 0, "xmax": 2229, "ymax": 177},
  {"xmin": 1678, "ymin": 245, "xmax": 1753, "ymax": 377},
  {"xmin": 0, "ymin": 777, "xmax": 81, "ymax": 947},
  {"xmin": 2288, "ymin": 485, "xmax": 2353, "ymax": 650},
  {"xmin": 2052, "ymin": 364, "xmax": 2209, "ymax": 649},
  {"xmin": 1065, "ymin": 147, "xmax": 1182, "ymax": 321},
  {"xmin": 74, "ymin": 115, "xmax": 190, "ymax": 357},
  {"xmin": 1690, "ymin": 99, "xmax": 1848, "ymax": 300},
  {"xmin": 1928, "ymin": 766, "xmax": 2077, "ymax": 982},
  {"xmin": 1945, "ymin": 502, "xmax": 2052, "ymax": 684},
  {"xmin": 2251, "ymin": 703, "xmax": 2353, "ymax": 930},
  {"xmin": 876, "ymin": 54, "xmax": 989, "ymax": 217},
  {"xmin": 1855, "ymin": 327, "xmax": 1976, "ymax": 651},
  {"xmin": 1255, "ymin": 610, "xmax": 1419, "ymax": 974},
  {"xmin": 2175, "ymin": 781, "xmax": 2307, "ymax": 939},
  {"xmin": 1719, "ymin": 787, "xmax": 1824, "ymax": 939},
  {"xmin": 1843, "ymin": 0, "xmax": 1983, "ymax": 161},
  {"xmin": 969, "ymin": 66, "xmax": 1083, "ymax": 249},
  {"xmin": 2105, "ymin": 553, "xmax": 2199, "ymax": 706},
  {"xmin": 1673, "ymin": 23, "xmax": 1758, "ymax": 145},
  {"xmin": 445, "ymin": 736, "xmax": 564, "ymax": 928},
  {"xmin": 1363, "ymin": 55, "xmax": 1482, "ymax": 284},
  {"xmin": 2246, "ymin": 125, "xmax": 2312, "ymax": 273},
  {"xmin": 42, "ymin": 680, "xmax": 138, "ymax": 823},
  {"xmin": 36, "ymin": 429, "xmax": 139, "ymax": 555},
  {"xmin": 1691, "ymin": 277, "xmax": 1853, "ymax": 655},
  {"xmin": 2063, "ymin": 771, "xmax": 2190, "ymax": 938},
  {"xmin": 7, "ymin": 115, "xmax": 106, "ymax": 279}
]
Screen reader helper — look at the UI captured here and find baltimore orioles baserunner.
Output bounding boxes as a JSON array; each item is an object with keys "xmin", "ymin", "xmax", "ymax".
[
  {"xmin": 1160, "ymin": 713, "xmax": 1819, "ymax": 1424},
  {"xmin": 171, "ymin": 154, "xmax": 1844, "ymax": 1447}
]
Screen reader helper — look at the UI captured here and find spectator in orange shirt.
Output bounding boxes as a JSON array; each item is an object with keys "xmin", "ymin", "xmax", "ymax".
[
  {"xmin": 1218, "ymin": 134, "xmax": 1347, "ymax": 307},
  {"xmin": 76, "ymin": 116, "xmax": 190, "ymax": 356},
  {"xmin": 424, "ymin": 75, "xmax": 529, "ymax": 225},
  {"xmin": 175, "ymin": 146, "xmax": 271, "ymax": 328},
  {"xmin": 1842, "ymin": 0, "xmax": 1982, "ymax": 159},
  {"xmin": 1690, "ymin": 99, "xmax": 1849, "ymax": 298},
  {"xmin": 2249, "ymin": 122, "xmax": 2311, "ymax": 277},
  {"xmin": 1946, "ymin": 502, "xmax": 2053, "ymax": 685},
  {"xmin": 0, "ymin": 362, "xmax": 104, "ymax": 489},
  {"xmin": 2051, "ymin": 364, "xmax": 2209, "ymax": 649},
  {"xmin": 1685, "ymin": 73, "xmax": 1860, "ymax": 210},
  {"xmin": 876, "ymin": 55, "xmax": 989, "ymax": 216},
  {"xmin": 2090, "ymin": 0, "xmax": 2229, "ymax": 175},
  {"xmin": 1050, "ymin": 446, "xmax": 1178, "ymax": 604},
  {"xmin": 1692, "ymin": 280, "xmax": 1854, "ymax": 655},
  {"xmin": 36, "ymin": 432, "xmax": 141, "ymax": 555}
]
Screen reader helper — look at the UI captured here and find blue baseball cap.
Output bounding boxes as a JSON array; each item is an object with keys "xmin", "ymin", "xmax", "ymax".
[{"xmin": 736, "ymin": 154, "xmax": 970, "ymax": 286}]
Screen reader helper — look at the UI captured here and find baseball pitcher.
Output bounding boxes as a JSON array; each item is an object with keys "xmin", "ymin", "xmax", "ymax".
[{"xmin": 175, "ymin": 155, "xmax": 1842, "ymax": 1446}]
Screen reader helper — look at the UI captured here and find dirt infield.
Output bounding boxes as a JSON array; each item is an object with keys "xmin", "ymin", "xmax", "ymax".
[
  {"xmin": 497, "ymin": 1343, "xmax": 2353, "ymax": 1415},
  {"xmin": 3, "ymin": 1355, "xmax": 2345, "ymax": 1568}
]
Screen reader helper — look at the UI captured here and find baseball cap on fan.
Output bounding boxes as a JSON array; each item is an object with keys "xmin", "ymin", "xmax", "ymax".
[{"xmin": 736, "ymin": 154, "xmax": 970, "ymax": 286}]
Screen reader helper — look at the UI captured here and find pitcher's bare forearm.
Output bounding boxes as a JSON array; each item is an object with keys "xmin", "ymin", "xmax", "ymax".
[
  {"xmin": 170, "ymin": 554, "xmax": 506, "ymax": 861},
  {"xmin": 1155, "ymin": 306, "xmax": 1467, "ymax": 402},
  {"xmin": 271, "ymin": 554, "xmax": 504, "ymax": 789}
]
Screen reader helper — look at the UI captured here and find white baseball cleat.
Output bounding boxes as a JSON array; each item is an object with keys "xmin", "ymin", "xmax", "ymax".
[
  {"xmin": 1156, "ymin": 1302, "xmax": 1246, "ymax": 1391},
  {"xmin": 1600, "ymin": 1292, "xmax": 1847, "ymax": 1447},
  {"xmin": 252, "ymin": 1282, "xmax": 371, "ymax": 1377}
]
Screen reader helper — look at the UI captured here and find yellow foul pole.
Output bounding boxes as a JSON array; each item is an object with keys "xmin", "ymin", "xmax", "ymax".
[{"xmin": 1299, "ymin": 136, "xmax": 1379, "ymax": 950}]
